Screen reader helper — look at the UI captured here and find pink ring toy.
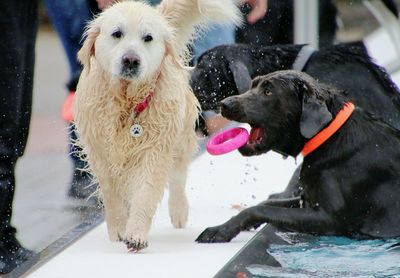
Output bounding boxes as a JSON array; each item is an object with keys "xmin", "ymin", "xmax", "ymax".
[{"xmin": 206, "ymin": 127, "xmax": 249, "ymax": 155}]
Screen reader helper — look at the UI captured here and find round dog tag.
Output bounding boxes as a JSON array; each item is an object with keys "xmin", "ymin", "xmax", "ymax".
[{"xmin": 130, "ymin": 123, "xmax": 144, "ymax": 137}]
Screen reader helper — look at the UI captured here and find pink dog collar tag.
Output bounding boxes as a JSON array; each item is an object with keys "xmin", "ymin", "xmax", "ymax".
[{"xmin": 206, "ymin": 127, "xmax": 249, "ymax": 155}]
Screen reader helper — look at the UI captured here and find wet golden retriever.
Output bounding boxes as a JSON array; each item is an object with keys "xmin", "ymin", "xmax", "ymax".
[{"xmin": 73, "ymin": 0, "xmax": 240, "ymax": 252}]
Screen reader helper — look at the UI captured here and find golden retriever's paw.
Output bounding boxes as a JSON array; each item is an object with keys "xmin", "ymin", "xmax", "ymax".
[
  {"xmin": 122, "ymin": 228, "xmax": 149, "ymax": 252},
  {"xmin": 169, "ymin": 197, "xmax": 188, "ymax": 229},
  {"xmin": 123, "ymin": 239, "xmax": 148, "ymax": 253}
]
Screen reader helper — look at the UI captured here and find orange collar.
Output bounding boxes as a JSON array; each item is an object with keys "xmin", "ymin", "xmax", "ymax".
[{"xmin": 301, "ymin": 102, "xmax": 355, "ymax": 157}]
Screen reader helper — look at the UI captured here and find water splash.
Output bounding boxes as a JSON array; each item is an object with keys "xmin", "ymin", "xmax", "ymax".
[{"xmin": 248, "ymin": 236, "xmax": 400, "ymax": 277}]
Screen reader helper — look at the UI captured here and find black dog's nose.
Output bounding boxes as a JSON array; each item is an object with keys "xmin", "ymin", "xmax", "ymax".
[
  {"xmin": 220, "ymin": 97, "xmax": 242, "ymax": 119},
  {"xmin": 220, "ymin": 97, "xmax": 238, "ymax": 112},
  {"xmin": 122, "ymin": 53, "xmax": 140, "ymax": 69}
]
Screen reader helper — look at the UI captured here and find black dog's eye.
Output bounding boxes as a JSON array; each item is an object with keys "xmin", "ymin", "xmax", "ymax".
[
  {"xmin": 111, "ymin": 30, "xmax": 123, "ymax": 39},
  {"xmin": 143, "ymin": 34, "xmax": 153, "ymax": 42},
  {"xmin": 264, "ymin": 90, "xmax": 272, "ymax": 96}
]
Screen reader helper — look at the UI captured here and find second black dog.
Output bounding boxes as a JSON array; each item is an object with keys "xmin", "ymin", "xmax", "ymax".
[{"xmin": 190, "ymin": 42, "xmax": 400, "ymax": 130}]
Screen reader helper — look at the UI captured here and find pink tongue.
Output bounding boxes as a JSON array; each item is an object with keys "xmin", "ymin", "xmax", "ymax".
[{"xmin": 249, "ymin": 127, "xmax": 262, "ymax": 141}]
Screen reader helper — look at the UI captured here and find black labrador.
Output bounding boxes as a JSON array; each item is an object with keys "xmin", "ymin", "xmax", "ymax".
[
  {"xmin": 190, "ymin": 42, "xmax": 400, "ymax": 132},
  {"xmin": 196, "ymin": 70, "xmax": 400, "ymax": 243}
]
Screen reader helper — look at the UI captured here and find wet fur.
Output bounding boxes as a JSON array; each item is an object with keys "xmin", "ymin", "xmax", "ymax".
[
  {"xmin": 191, "ymin": 42, "xmax": 400, "ymax": 131},
  {"xmin": 73, "ymin": 0, "xmax": 240, "ymax": 251},
  {"xmin": 196, "ymin": 70, "xmax": 400, "ymax": 243}
]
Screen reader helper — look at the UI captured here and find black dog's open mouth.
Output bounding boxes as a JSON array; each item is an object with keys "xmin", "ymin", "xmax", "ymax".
[
  {"xmin": 245, "ymin": 125, "xmax": 265, "ymax": 149},
  {"xmin": 249, "ymin": 126, "xmax": 264, "ymax": 144}
]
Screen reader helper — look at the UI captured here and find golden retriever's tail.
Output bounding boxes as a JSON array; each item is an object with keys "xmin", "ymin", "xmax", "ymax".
[{"xmin": 158, "ymin": 0, "xmax": 241, "ymax": 54}]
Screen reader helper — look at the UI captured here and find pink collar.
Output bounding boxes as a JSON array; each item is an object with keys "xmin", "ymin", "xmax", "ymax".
[{"xmin": 132, "ymin": 71, "xmax": 161, "ymax": 118}]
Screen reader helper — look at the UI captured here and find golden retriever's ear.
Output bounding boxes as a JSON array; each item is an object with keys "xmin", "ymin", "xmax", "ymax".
[
  {"xmin": 158, "ymin": 0, "xmax": 241, "ymax": 51},
  {"xmin": 78, "ymin": 24, "xmax": 100, "ymax": 69},
  {"xmin": 165, "ymin": 39, "xmax": 186, "ymax": 69}
]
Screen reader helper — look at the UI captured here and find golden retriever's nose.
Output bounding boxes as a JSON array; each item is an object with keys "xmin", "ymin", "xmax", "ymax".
[{"xmin": 122, "ymin": 53, "xmax": 141, "ymax": 75}]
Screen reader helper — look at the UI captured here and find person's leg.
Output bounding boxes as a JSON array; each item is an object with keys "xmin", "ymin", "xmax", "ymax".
[
  {"xmin": 0, "ymin": 0, "xmax": 38, "ymax": 273},
  {"xmin": 191, "ymin": 24, "xmax": 235, "ymax": 64},
  {"xmin": 44, "ymin": 0, "xmax": 91, "ymax": 76},
  {"xmin": 67, "ymin": 123, "xmax": 97, "ymax": 200},
  {"xmin": 45, "ymin": 0, "xmax": 97, "ymax": 200},
  {"xmin": 235, "ymin": 0, "xmax": 293, "ymax": 46}
]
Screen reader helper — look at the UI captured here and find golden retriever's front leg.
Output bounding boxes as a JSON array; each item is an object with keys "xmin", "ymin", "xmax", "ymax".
[
  {"xmin": 168, "ymin": 128, "xmax": 197, "ymax": 228},
  {"xmin": 101, "ymin": 184, "xmax": 128, "ymax": 242},
  {"xmin": 168, "ymin": 163, "xmax": 189, "ymax": 229},
  {"xmin": 123, "ymin": 169, "xmax": 169, "ymax": 252}
]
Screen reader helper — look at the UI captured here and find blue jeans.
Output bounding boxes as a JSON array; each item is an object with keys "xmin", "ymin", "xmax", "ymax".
[
  {"xmin": 45, "ymin": 0, "xmax": 92, "ymax": 168},
  {"xmin": 44, "ymin": 0, "xmax": 92, "ymax": 77},
  {"xmin": 191, "ymin": 24, "xmax": 235, "ymax": 63}
]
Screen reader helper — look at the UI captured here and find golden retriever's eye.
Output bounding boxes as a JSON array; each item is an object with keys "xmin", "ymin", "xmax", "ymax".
[
  {"xmin": 264, "ymin": 90, "xmax": 272, "ymax": 96},
  {"xmin": 112, "ymin": 30, "xmax": 123, "ymax": 39},
  {"xmin": 143, "ymin": 34, "xmax": 153, "ymax": 42}
]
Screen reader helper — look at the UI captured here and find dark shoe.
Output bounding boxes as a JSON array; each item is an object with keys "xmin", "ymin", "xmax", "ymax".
[
  {"xmin": 0, "ymin": 227, "xmax": 34, "ymax": 274},
  {"xmin": 68, "ymin": 169, "xmax": 97, "ymax": 201}
]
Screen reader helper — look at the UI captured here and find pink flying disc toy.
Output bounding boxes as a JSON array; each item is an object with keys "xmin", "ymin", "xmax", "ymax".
[{"xmin": 206, "ymin": 127, "xmax": 249, "ymax": 155}]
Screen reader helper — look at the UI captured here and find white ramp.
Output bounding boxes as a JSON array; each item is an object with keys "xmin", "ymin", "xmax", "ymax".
[{"xmin": 28, "ymin": 149, "xmax": 298, "ymax": 278}]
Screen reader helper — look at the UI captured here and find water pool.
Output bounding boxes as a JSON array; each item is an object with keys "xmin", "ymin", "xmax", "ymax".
[{"xmin": 248, "ymin": 233, "xmax": 400, "ymax": 278}]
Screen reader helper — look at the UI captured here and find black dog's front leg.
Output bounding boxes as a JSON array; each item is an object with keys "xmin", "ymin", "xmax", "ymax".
[
  {"xmin": 196, "ymin": 197, "xmax": 300, "ymax": 242},
  {"xmin": 258, "ymin": 196, "xmax": 301, "ymax": 207},
  {"xmin": 247, "ymin": 196, "xmax": 301, "ymax": 230},
  {"xmin": 196, "ymin": 204, "xmax": 334, "ymax": 243}
]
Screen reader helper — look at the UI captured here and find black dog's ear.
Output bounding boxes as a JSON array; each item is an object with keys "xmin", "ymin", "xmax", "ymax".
[
  {"xmin": 300, "ymin": 84, "xmax": 333, "ymax": 139},
  {"xmin": 229, "ymin": 61, "xmax": 251, "ymax": 94}
]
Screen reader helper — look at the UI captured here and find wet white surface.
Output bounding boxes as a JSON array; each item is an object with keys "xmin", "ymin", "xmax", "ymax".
[{"xmin": 29, "ymin": 149, "xmax": 298, "ymax": 278}]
